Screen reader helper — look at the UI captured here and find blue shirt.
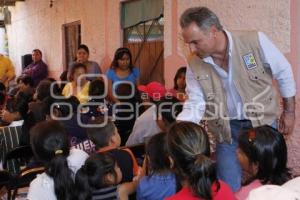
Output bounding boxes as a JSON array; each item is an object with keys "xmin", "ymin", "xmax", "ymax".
[
  {"xmin": 136, "ymin": 172, "xmax": 176, "ymax": 200},
  {"xmin": 106, "ymin": 67, "xmax": 140, "ymax": 84}
]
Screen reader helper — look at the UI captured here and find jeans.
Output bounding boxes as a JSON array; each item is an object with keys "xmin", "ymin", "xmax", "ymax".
[{"xmin": 216, "ymin": 119, "xmax": 253, "ymax": 192}]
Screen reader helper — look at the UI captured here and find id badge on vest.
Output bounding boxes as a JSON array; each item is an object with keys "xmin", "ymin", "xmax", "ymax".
[{"xmin": 242, "ymin": 53, "xmax": 257, "ymax": 70}]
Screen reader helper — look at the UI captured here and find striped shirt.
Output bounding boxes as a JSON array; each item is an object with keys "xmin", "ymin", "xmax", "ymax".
[{"xmin": 92, "ymin": 185, "xmax": 120, "ymax": 200}]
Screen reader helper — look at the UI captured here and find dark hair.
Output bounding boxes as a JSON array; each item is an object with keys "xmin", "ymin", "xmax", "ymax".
[
  {"xmin": 74, "ymin": 153, "xmax": 117, "ymax": 200},
  {"xmin": 156, "ymin": 97, "xmax": 183, "ymax": 125},
  {"xmin": 52, "ymin": 96, "xmax": 80, "ymax": 117},
  {"xmin": 89, "ymin": 79, "xmax": 105, "ymax": 97},
  {"xmin": 60, "ymin": 70, "xmax": 68, "ymax": 82},
  {"xmin": 0, "ymin": 82, "xmax": 6, "ymax": 106},
  {"xmin": 20, "ymin": 75, "xmax": 34, "ymax": 87},
  {"xmin": 110, "ymin": 47, "xmax": 134, "ymax": 71},
  {"xmin": 69, "ymin": 63, "xmax": 87, "ymax": 82},
  {"xmin": 167, "ymin": 122, "xmax": 219, "ymax": 199},
  {"xmin": 238, "ymin": 125, "xmax": 291, "ymax": 185},
  {"xmin": 0, "ymin": 92, "xmax": 5, "ymax": 106},
  {"xmin": 173, "ymin": 66, "xmax": 186, "ymax": 90},
  {"xmin": 30, "ymin": 120, "xmax": 73, "ymax": 200},
  {"xmin": 145, "ymin": 133, "xmax": 171, "ymax": 176},
  {"xmin": 180, "ymin": 7, "xmax": 223, "ymax": 31},
  {"xmin": 5, "ymin": 91, "xmax": 30, "ymax": 119},
  {"xmin": 86, "ymin": 117, "xmax": 117, "ymax": 149},
  {"xmin": 78, "ymin": 44, "xmax": 90, "ymax": 54},
  {"xmin": 0, "ymin": 82, "xmax": 5, "ymax": 92},
  {"xmin": 36, "ymin": 80, "xmax": 52, "ymax": 101},
  {"xmin": 33, "ymin": 49, "xmax": 42, "ymax": 56}
]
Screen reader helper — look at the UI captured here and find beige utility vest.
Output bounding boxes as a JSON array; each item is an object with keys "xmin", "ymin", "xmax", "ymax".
[{"xmin": 188, "ymin": 31, "xmax": 280, "ymax": 143}]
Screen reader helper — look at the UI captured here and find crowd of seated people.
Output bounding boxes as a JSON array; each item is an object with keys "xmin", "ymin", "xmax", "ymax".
[{"xmin": 0, "ymin": 45, "xmax": 299, "ymax": 200}]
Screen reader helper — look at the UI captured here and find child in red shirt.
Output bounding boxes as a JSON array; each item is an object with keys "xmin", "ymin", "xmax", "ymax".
[{"xmin": 166, "ymin": 122, "xmax": 236, "ymax": 200}]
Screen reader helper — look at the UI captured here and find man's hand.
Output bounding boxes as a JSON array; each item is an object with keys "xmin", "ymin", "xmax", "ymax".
[
  {"xmin": 279, "ymin": 96, "xmax": 296, "ymax": 135},
  {"xmin": 279, "ymin": 111, "xmax": 295, "ymax": 135}
]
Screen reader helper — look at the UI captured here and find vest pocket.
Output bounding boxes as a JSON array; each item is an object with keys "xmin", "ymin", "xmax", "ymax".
[{"xmin": 248, "ymin": 67, "xmax": 266, "ymax": 81}]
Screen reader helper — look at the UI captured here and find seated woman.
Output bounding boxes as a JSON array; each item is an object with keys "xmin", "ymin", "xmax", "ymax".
[
  {"xmin": 235, "ymin": 125, "xmax": 292, "ymax": 199},
  {"xmin": 27, "ymin": 120, "xmax": 88, "ymax": 200},
  {"xmin": 63, "ymin": 63, "xmax": 90, "ymax": 103},
  {"xmin": 166, "ymin": 122, "xmax": 236, "ymax": 200},
  {"xmin": 106, "ymin": 47, "xmax": 140, "ymax": 103},
  {"xmin": 68, "ymin": 44, "xmax": 102, "ymax": 81}
]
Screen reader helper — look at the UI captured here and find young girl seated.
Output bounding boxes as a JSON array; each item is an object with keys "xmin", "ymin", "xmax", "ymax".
[
  {"xmin": 235, "ymin": 125, "xmax": 291, "ymax": 200},
  {"xmin": 166, "ymin": 121, "xmax": 235, "ymax": 200},
  {"xmin": 27, "ymin": 120, "xmax": 88, "ymax": 200},
  {"xmin": 136, "ymin": 132, "xmax": 176, "ymax": 200},
  {"xmin": 74, "ymin": 153, "xmax": 137, "ymax": 200},
  {"xmin": 170, "ymin": 66, "xmax": 187, "ymax": 102}
]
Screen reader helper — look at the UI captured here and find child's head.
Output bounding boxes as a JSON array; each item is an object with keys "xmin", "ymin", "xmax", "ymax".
[
  {"xmin": 86, "ymin": 117, "xmax": 121, "ymax": 149},
  {"xmin": 35, "ymin": 80, "xmax": 52, "ymax": 101},
  {"xmin": 69, "ymin": 63, "xmax": 87, "ymax": 82},
  {"xmin": 111, "ymin": 47, "xmax": 133, "ymax": 71},
  {"xmin": 75, "ymin": 153, "xmax": 122, "ymax": 200},
  {"xmin": 173, "ymin": 66, "xmax": 186, "ymax": 91},
  {"xmin": 89, "ymin": 79, "xmax": 105, "ymax": 98},
  {"xmin": 167, "ymin": 121, "xmax": 217, "ymax": 199},
  {"xmin": 115, "ymin": 82, "xmax": 137, "ymax": 102},
  {"xmin": 145, "ymin": 132, "xmax": 170, "ymax": 175},
  {"xmin": 19, "ymin": 75, "xmax": 34, "ymax": 90},
  {"xmin": 156, "ymin": 97, "xmax": 183, "ymax": 132},
  {"xmin": 51, "ymin": 96, "xmax": 80, "ymax": 118},
  {"xmin": 30, "ymin": 120, "xmax": 73, "ymax": 200},
  {"xmin": 237, "ymin": 125, "xmax": 291, "ymax": 185}
]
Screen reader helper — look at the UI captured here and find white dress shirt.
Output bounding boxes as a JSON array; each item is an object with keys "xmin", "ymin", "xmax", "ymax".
[
  {"xmin": 126, "ymin": 105, "xmax": 162, "ymax": 146},
  {"xmin": 177, "ymin": 30, "xmax": 296, "ymax": 123}
]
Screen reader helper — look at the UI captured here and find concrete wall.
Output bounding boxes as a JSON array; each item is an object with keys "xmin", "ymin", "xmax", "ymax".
[{"xmin": 6, "ymin": 0, "xmax": 300, "ymax": 174}]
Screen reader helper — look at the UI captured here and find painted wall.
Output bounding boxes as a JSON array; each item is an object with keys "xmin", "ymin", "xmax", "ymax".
[
  {"xmin": 6, "ymin": 0, "xmax": 121, "ymax": 77},
  {"xmin": 6, "ymin": 0, "xmax": 300, "ymax": 173}
]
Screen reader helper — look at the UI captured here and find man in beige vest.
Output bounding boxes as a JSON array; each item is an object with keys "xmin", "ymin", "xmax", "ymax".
[{"xmin": 176, "ymin": 7, "xmax": 296, "ymax": 192}]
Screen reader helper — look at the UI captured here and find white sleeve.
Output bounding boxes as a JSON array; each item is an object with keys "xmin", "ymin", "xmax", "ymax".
[
  {"xmin": 27, "ymin": 174, "xmax": 56, "ymax": 200},
  {"xmin": 176, "ymin": 65, "xmax": 206, "ymax": 124},
  {"xmin": 258, "ymin": 32, "xmax": 296, "ymax": 98}
]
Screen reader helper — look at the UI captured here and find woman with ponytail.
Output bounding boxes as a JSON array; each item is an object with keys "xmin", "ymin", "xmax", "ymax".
[
  {"xmin": 166, "ymin": 122, "xmax": 235, "ymax": 200},
  {"xmin": 27, "ymin": 120, "xmax": 89, "ymax": 200},
  {"xmin": 74, "ymin": 153, "xmax": 138, "ymax": 200}
]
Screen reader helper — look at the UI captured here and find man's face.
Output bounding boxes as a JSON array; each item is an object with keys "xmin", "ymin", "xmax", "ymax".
[
  {"xmin": 182, "ymin": 23, "xmax": 216, "ymax": 58},
  {"xmin": 32, "ymin": 51, "xmax": 42, "ymax": 63}
]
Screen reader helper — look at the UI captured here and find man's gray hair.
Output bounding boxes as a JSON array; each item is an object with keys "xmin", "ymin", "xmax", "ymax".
[{"xmin": 180, "ymin": 7, "xmax": 223, "ymax": 31}]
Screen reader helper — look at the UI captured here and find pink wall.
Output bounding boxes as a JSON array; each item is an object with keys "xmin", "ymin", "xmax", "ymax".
[
  {"xmin": 286, "ymin": 0, "xmax": 300, "ymax": 174},
  {"xmin": 7, "ymin": 0, "xmax": 121, "ymax": 79}
]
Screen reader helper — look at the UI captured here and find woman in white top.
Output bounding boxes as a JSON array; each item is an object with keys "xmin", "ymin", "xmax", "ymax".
[{"xmin": 27, "ymin": 120, "xmax": 88, "ymax": 200}]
